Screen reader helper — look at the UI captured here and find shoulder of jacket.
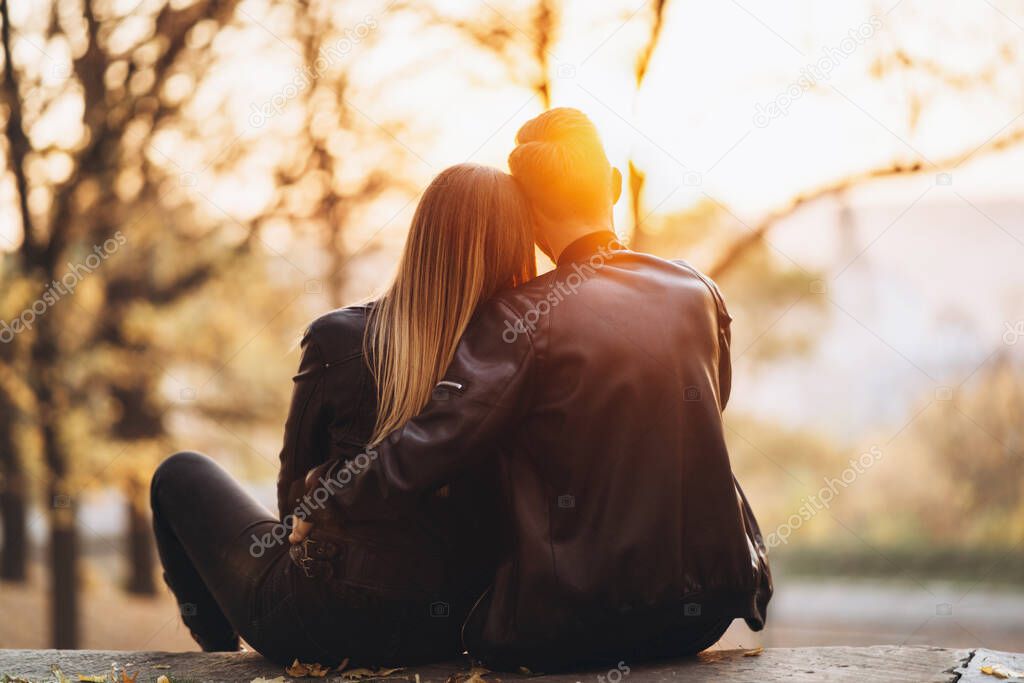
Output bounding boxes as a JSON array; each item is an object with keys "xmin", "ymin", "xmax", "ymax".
[
  {"xmin": 303, "ymin": 303, "xmax": 373, "ymax": 362},
  {"xmin": 669, "ymin": 259, "xmax": 730, "ymax": 322},
  {"xmin": 488, "ymin": 270, "xmax": 563, "ymax": 313}
]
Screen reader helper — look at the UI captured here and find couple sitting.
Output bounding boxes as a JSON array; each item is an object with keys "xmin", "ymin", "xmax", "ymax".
[{"xmin": 150, "ymin": 108, "xmax": 772, "ymax": 671}]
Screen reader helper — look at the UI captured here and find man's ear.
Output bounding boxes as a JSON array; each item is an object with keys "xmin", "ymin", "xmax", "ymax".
[{"xmin": 610, "ymin": 167, "xmax": 622, "ymax": 205}]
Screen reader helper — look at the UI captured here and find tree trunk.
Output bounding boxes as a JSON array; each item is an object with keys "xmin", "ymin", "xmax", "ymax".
[
  {"xmin": 49, "ymin": 499, "xmax": 78, "ymax": 649},
  {"xmin": 0, "ymin": 391, "xmax": 28, "ymax": 581},
  {"xmin": 125, "ymin": 479, "xmax": 156, "ymax": 595},
  {"xmin": 30, "ymin": 314, "xmax": 79, "ymax": 649},
  {"xmin": 0, "ymin": 473, "xmax": 28, "ymax": 582}
]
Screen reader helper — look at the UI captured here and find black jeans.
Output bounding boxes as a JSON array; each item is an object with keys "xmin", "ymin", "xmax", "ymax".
[{"xmin": 150, "ymin": 451, "xmax": 460, "ymax": 666}]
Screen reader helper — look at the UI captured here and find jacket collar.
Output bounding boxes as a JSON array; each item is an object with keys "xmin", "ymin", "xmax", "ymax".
[{"xmin": 556, "ymin": 230, "xmax": 626, "ymax": 267}]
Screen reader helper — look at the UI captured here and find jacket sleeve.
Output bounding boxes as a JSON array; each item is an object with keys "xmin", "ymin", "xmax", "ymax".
[
  {"xmin": 277, "ymin": 327, "xmax": 331, "ymax": 522},
  {"xmin": 673, "ymin": 260, "xmax": 733, "ymax": 411},
  {"xmin": 303, "ymin": 298, "xmax": 536, "ymax": 521},
  {"xmin": 714, "ymin": 283, "xmax": 733, "ymax": 411}
]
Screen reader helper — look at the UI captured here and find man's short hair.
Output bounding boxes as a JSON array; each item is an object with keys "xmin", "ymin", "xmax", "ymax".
[{"xmin": 508, "ymin": 108, "xmax": 612, "ymax": 221}]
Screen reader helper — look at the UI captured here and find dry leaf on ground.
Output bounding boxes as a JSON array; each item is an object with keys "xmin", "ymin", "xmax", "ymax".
[
  {"xmin": 340, "ymin": 667, "xmax": 404, "ymax": 680},
  {"xmin": 156, "ymin": 675, "xmax": 170, "ymax": 683},
  {"xmin": 743, "ymin": 647, "xmax": 765, "ymax": 657},
  {"xmin": 78, "ymin": 676, "xmax": 106, "ymax": 682},
  {"xmin": 980, "ymin": 663, "xmax": 1022, "ymax": 679},
  {"xmin": 447, "ymin": 666, "xmax": 498, "ymax": 683},
  {"xmin": 285, "ymin": 659, "xmax": 332, "ymax": 677}
]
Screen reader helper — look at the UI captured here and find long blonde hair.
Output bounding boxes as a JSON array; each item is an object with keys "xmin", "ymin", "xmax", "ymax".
[{"xmin": 365, "ymin": 164, "xmax": 536, "ymax": 446}]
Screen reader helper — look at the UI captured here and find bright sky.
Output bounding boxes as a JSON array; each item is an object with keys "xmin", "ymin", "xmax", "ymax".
[
  {"xmin": 320, "ymin": 0, "xmax": 1024, "ymax": 255},
  {"xmin": 3, "ymin": 0, "xmax": 1023, "ymax": 250}
]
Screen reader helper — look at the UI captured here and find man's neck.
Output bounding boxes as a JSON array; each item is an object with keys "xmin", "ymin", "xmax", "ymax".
[{"xmin": 545, "ymin": 221, "xmax": 614, "ymax": 263}]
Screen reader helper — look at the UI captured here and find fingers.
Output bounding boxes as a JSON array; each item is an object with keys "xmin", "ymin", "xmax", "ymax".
[
  {"xmin": 289, "ymin": 517, "xmax": 313, "ymax": 544},
  {"xmin": 304, "ymin": 466, "xmax": 320, "ymax": 488}
]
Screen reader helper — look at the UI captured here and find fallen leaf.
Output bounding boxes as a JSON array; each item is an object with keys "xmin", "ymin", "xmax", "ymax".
[
  {"xmin": 309, "ymin": 663, "xmax": 332, "ymax": 678},
  {"xmin": 979, "ymin": 663, "xmax": 1021, "ymax": 679},
  {"xmin": 51, "ymin": 665, "xmax": 72, "ymax": 683},
  {"xmin": 251, "ymin": 678, "xmax": 287, "ymax": 683},
  {"xmin": 153, "ymin": 665, "xmax": 171, "ymax": 670},
  {"xmin": 78, "ymin": 676, "xmax": 106, "ymax": 682},
  {"xmin": 287, "ymin": 660, "xmax": 339, "ymax": 678},
  {"xmin": 697, "ymin": 650, "xmax": 727, "ymax": 664},
  {"xmin": 446, "ymin": 667, "xmax": 498, "ymax": 683},
  {"xmin": 156, "ymin": 675, "xmax": 170, "ymax": 683},
  {"xmin": 341, "ymin": 667, "xmax": 404, "ymax": 680},
  {"xmin": 744, "ymin": 647, "xmax": 765, "ymax": 657},
  {"xmin": 120, "ymin": 670, "xmax": 138, "ymax": 683},
  {"xmin": 286, "ymin": 660, "xmax": 306, "ymax": 677}
]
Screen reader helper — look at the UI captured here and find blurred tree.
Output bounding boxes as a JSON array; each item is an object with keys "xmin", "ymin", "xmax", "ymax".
[
  {"xmin": 424, "ymin": 0, "xmax": 558, "ymax": 109},
  {"xmin": 1, "ymin": 0, "xmax": 250, "ymax": 645},
  {"xmin": 2, "ymin": 0, "xmax": 417, "ymax": 644},
  {"xmin": 915, "ymin": 354, "xmax": 1024, "ymax": 542},
  {"xmin": 0, "ymin": 358, "xmax": 28, "ymax": 582},
  {"xmin": 0, "ymin": 0, "xmax": 31, "ymax": 584}
]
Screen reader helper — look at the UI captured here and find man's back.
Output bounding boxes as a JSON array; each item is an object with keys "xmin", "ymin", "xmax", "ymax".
[{"xmin": 455, "ymin": 233, "xmax": 771, "ymax": 666}]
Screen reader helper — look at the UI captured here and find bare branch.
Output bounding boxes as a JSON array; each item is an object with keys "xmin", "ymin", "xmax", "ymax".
[
  {"xmin": 708, "ymin": 124, "xmax": 1024, "ymax": 278},
  {"xmin": 634, "ymin": 0, "xmax": 667, "ymax": 86}
]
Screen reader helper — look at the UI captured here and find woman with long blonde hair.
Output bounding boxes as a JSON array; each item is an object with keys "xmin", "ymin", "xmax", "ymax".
[
  {"xmin": 367, "ymin": 164, "xmax": 536, "ymax": 444},
  {"xmin": 151, "ymin": 163, "xmax": 536, "ymax": 666}
]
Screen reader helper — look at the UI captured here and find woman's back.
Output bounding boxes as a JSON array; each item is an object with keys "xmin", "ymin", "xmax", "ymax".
[
  {"xmin": 277, "ymin": 303, "xmax": 500, "ymax": 634},
  {"xmin": 276, "ymin": 303, "xmax": 377, "ymax": 522}
]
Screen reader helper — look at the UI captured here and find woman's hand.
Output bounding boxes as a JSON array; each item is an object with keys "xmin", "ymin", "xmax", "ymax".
[
  {"xmin": 289, "ymin": 466, "xmax": 322, "ymax": 544},
  {"xmin": 289, "ymin": 517, "xmax": 313, "ymax": 544}
]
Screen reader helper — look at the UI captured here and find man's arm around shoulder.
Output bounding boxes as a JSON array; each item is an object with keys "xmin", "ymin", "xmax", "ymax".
[{"xmin": 300, "ymin": 296, "xmax": 538, "ymax": 527}]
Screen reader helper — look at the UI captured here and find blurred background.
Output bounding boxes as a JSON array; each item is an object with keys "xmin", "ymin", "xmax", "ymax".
[{"xmin": 1, "ymin": 0, "xmax": 1022, "ymax": 655}]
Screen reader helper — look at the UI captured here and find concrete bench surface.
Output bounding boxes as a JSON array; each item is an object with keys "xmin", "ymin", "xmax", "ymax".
[{"xmin": 0, "ymin": 645, "xmax": 1019, "ymax": 682}]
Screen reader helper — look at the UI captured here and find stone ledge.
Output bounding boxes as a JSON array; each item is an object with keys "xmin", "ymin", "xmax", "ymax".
[{"xmin": 0, "ymin": 645, "xmax": 1013, "ymax": 682}]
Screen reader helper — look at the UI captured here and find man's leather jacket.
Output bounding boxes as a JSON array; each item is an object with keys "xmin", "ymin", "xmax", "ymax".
[{"xmin": 305, "ymin": 232, "xmax": 772, "ymax": 668}]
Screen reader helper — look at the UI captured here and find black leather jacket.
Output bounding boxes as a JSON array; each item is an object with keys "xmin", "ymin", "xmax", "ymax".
[
  {"xmin": 277, "ymin": 304, "xmax": 499, "ymax": 616},
  {"xmin": 305, "ymin": 232, "xmax": 772, "ymax": 668}
]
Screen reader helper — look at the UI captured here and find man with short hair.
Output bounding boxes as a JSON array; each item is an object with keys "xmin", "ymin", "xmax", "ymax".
[{"xmin": 303, "ymin": 108, "xmax": 771, "ymax": 670}]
